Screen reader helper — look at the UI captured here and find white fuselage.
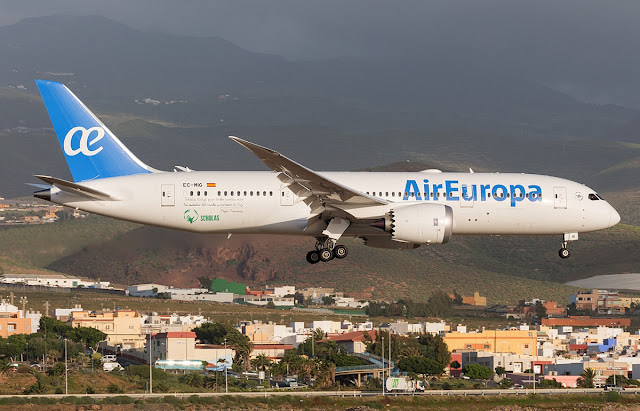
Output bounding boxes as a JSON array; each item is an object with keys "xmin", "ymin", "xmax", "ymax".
[{"xmin": 46, "ymin": 171, "xmax": 618, "ymax": 238}]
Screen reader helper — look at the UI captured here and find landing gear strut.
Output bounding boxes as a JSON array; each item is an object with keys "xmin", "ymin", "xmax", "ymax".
[
  {"xmin": 305, "ymin": 218, "xmax": 351, "ymax": 264},
  {"xmin": 558, "ymin": 233, "xmax": 578, "ymax": 259}
]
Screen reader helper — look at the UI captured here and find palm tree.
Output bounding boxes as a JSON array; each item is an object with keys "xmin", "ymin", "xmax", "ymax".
[{"xmin": 577, "ymin": 368, "xmax": 595, "ymax": 388}]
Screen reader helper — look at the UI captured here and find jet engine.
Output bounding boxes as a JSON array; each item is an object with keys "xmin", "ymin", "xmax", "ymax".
[
  {"xmin": 363, "ymin": 236, "xmax": 420, "ymax": 249},
  {"xmin": 372, "ymin": 203, "xmax": 453, "ymax": 244}
]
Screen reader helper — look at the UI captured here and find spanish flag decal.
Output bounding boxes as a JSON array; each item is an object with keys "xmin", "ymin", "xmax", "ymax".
[{"xmin": 207, "ymin": 183, "xmax": 216, "ymax": 187}]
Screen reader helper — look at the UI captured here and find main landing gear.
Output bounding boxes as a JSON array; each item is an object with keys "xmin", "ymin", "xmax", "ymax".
[
  {"xmin": 559, "ymin": 233, "xmax": 578, "ymax": 259},
  {"xmin": 306, "ymin": 217, "xmax": 351, "ymax": 264},
  {"xmin": 306, "ymin": 237, "xmax": 349, "ymax": 264}
]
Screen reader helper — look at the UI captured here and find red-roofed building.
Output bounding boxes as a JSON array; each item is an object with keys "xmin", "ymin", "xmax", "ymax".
[{"xmin": 323, "ymin": 330, "xmax": 377, "ymax": 354}]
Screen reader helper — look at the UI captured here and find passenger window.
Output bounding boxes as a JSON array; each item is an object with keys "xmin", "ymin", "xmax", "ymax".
[
  {"xmin": 244, "ymin": 191, "xmax": 247, "ymax": 196},
  {"xmin": 204, "ymin": 191, "xmax": 207, "ymax": 196},
  {"xmin": 392, "ymin": 192, "xmax": 395, "ymax": 197},
  {"xmin": 404, "ymin": 192, "xmax": 408, "ymax": 197},
  {"xmin": 270, "ymin": 191, "xmax": 273, "ymax": 196},
  {"xmin": 231, "ymin": 191, "xmax": 234, "ymax": 196},
  {"xmin": 257, "ymin": 191, "xmax": 260, "ymax": 196},
  {"xmin": 250, "ymin": 191, "xmax": 253, "ymax": 196},
  {"xmin": 385, "ymin": 192, "xmax": 389, "ymax": 197},
  {"xmin": 488, "ymin": 193, "xmax": 491, "ymax": 198},
  {"xmin": 190, "ymin": 191, "xmax": 193, "ymax": 196},
  {"xmin": 197, "ymin": 191, "xmax": 200, "ymax": 196},
  {"xmin": 263, "ymin": 191, "xmax": 266, "ymax": 196},
  {"xmin": 224, "ymin": 191, "xmax": 227, "ymax": 196}
]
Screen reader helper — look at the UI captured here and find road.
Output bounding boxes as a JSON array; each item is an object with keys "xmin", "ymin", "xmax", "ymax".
[{"xmin": 1, "ymin": 387, "xmax": 638, "ymax": 399}]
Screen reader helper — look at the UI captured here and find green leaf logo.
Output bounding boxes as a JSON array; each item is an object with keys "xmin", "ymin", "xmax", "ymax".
[{"xmin": 184, "ymin": 209, "xmax": 199, "ymax": 224}]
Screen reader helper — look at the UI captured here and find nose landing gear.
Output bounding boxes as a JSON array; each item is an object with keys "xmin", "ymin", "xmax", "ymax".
[{"xmin": 559, "ymin": 233, "xmax": 578, "ymax": 259}]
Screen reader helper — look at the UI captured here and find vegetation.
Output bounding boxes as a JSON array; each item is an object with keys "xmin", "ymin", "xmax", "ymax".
[
  {"xmin": 462, "ymin": 364, "xmax": 493, "ymax": 380},
  {"xmin": 191, "ymin": 322, "xmax": 252, "ymax": 371},
  {"xmin": 578, "ymin": 368, "xmax": 596, "ymax": 388}
]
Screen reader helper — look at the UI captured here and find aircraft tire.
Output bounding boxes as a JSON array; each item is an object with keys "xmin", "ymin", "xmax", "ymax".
[
  {"xmin": 559, "ymin": 248, "xmax": 570, "ymax": 259},
  {"xmin": 334, "ymin": 245, "xmax": 348, "ymax": 259},
  {"xmin": 319, "ymin": 249, "xmax": 334, "ymax": 262},
  {"xmin": 306, "ymin": 251, "xmax": 321, "ymax": 264}
]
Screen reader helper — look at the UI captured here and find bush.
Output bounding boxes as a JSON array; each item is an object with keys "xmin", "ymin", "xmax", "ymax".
[
  {"xmin": 154, "ymin": 382, "xmax": 170, "ymax": 393},
  {"xmin": 85, "ymin": 386, "xmax": 95, "ymax": 394},
  {"xmin": 106, "ymin": 383, "xmax": 124, "ymax": 394}
]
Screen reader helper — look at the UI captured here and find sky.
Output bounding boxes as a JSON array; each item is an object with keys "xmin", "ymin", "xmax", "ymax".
[{"xmin": 2, "ymin": 0, "xmax": 640, "ymax": 106}]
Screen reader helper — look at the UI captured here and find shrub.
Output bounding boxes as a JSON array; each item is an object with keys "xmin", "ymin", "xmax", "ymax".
[{"xmin": 106, "ymin": 383, "xmax": 124, "ymax": 394}]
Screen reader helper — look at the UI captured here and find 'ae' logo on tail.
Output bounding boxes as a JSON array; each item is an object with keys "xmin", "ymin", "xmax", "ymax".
[{"xmin": 63, "ymin": 126, "xmax": 105, "ymax": 157}]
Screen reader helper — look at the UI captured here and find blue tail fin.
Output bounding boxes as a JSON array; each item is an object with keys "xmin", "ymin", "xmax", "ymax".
[{"xmin": 35, "ymin": 80, "xmax": 154, "ymax": 182}]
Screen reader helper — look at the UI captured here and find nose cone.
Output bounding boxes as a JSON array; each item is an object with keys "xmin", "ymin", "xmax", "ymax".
[{"xmin": 610, "ymin": 208, "xmax": 621, "ymax": 227}]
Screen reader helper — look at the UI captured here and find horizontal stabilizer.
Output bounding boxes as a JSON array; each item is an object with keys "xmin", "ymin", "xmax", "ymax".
[{"xmin": 34, "ymin": 175, "xmax": 116, "ymax": 201}]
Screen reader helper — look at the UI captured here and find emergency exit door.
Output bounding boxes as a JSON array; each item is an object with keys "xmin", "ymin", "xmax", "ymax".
[
  {"xmin": 553, "ymin": 187, "xmax": 567, "ymax": 209},
  {"xmin": 161, "ymin": 184, "xmax": 175, "ymax": 206}
]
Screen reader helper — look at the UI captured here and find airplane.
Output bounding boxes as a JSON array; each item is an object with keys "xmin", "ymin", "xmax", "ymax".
[{"xmin": 31, "ymin": 80, "xmax": 621, "ymax": 264}]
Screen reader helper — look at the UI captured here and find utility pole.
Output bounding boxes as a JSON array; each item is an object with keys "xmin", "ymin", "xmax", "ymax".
[
  {"xmin": 224, "ymin": 338, "xmax": 228, "ymax": 394},
  {"xmin": 389, "ymin": 332, "xmax": 392, "ymax": 378},
  {"xmin": 43, "ymin": 301, "xmax": 50, "ymax": 317},
  {"xmin": 382, "ymin": 336, "xmax": 385, "ymax": 396},
  {"xmin": 149, "ymin": 333, "xmax": 153, "ymax": 394},
  {"xmin": 20, "ymin": 296, "xmax": 28, "ymax": 315},
  {"xmin": 64, "ymin": 338, "xmax": 68, "ymax": 395},
  {"xmin": 9, "ymin": 292, "xmax": 14, "ymax": 305}
]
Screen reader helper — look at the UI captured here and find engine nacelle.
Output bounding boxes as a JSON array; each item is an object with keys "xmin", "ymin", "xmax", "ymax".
[
  {"xmin": 363, "ymin": 236, "xmax": 420, "ymax": 249},
  {"xmin": 388, "ymin": 203, "xmax": 453, "ymax": 244}
]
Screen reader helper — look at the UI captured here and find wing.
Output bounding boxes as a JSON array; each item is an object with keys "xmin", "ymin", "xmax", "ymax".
[{"xmin": 230, "ymin": 137, "xmax": 388, "ymax": 220}]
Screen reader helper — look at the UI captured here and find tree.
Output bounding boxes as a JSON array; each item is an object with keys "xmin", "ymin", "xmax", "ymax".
[
  {"xmin": 499, "ymin": 378, "xmax": 514, "ymax": 389},
  {"xmin": 606, "ymin": 374, "xmax": 630, "ymax": 387},
  {"xmin": 539, "ymin": 378, "xmax": 563, "ymax": 388},
  {"xmin": 463, "ymin": 364, "xmax": 493, "ymax": 380},
  {"xmin": 452, "ymin": 290, "xmax": 463, "ymax": 305},
  {"xmin": 577, "ymin": 368, "xmax": 595, "ymax": 388},
  {"xmin": 426, "ymin": 290, "xmax": 453, "ymax": 317},
  {"xmin": 321, "ymin": 296, "xmax": 335, "ymax": 306},
  {"xmin": 266, "ymin": 301, "xmax": 276, "ymax": 309},
  {"xmin": 251, "ymin": 353, "xmax": 272, "ymax": 371},
  {"xmin": 535, "ymin": 300, "xmax": 547, "ymax": 318},
  {"xmin": 418, "ymin": 333, "xmax": 451, "ymax": 366},
  {"xmin": 450, "ymin": 360, "xmax": 461, "ymax": 370},
  {"xmin": 192, "ymin": 322, "xmax": 253, "ymax": 370},
  {"xmin": 495, "ymin": 366, "xmax": 506, "ymax": 376},
  {"xmin": 397, "ymin": 356, "xmax": 444, "ymax": 376}
]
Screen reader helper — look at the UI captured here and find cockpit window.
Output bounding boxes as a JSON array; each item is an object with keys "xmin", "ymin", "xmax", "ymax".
[{"xmin": 588, "ymin": 193, "xmax": 600, "ymax": 201}]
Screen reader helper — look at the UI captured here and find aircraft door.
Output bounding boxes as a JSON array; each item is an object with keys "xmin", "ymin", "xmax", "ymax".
[
  {"xmin": 460, "ymin": 185, "xmax": 474, "ymax": 208},
  {"xmin": 161, "ymin": 184, "xmax": 175, "ymax": 206},
  {"xmin": 553, "ymin": 187, "xmax": 567, "ymax": 209},
  {"xmin": 280, "ymin": 187, "xmax": 294, "ymax": 206}
]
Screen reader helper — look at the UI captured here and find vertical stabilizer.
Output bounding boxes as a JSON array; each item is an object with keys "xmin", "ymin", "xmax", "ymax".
[{"xmin": 35, "ymin": 80, "xmax": 153, "ymax": 182}]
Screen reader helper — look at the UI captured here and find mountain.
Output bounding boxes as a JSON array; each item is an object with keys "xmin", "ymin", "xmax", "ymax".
[{"xmin": 0, "ymin": 15, "xmax": 638, "ymax": 136}]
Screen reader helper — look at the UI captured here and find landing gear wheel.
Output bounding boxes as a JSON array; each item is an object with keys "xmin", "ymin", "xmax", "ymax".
[
  {"xmin": 319, "ymin": 249, "xmax": 335, "ymax": 262},
  {"xmin": 559, "ymin": 248, "xmax": 570, "ymax": 259},
  {"xmin": 306, "ymin": 251, "xmax": 320, "ymax": 264},
  {"xmin": 334, "ymin": 245, "xmax": 348, "ymax": 259}
]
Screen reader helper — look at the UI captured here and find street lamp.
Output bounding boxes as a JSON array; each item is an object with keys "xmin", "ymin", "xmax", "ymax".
[
  {"xmin": 149, "ymin": 333, "xmax": 153, "ymax": 394},
  {"xmin": 64, "ymin": 338, "xmax": 68, "ymax": 395},
  {"xmin": 224, "ymin": 338, "xmax": 228, "ymax": 394},
  {"xmin": 381, "ymin": 336, "xmax": 385, "ymax": 397}
]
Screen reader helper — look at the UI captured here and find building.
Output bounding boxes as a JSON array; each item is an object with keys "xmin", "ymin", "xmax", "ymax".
[
  {"xmin": 462, "ymin": 292, "xmax": 487, "ymax": 306},
  {"xmin": 444, "ymin": 329, "xmax": 537, "ymax": 356},
  {"xmin": 126, "ymin": 284, "xmax": 172, "ymax": 297},
  {"xmin": 323, "ymin": 330, "xmax": 377, "ymax": 354},
  {"xmin": 210, "ymin": 278, "xmax": 245, "ymax": 295},
  {"xmin": 570, "ymin": 289, "xmax": 624, "ymax": 314},
  {"xmin": 0, "ymin": 301, "xmax": 34, "ymax": 337},
  {"xmin": 0, "ymin": 273, "xmax": 110, "ymax": 289},
  {"xmin": 541, "ymin": 316, "xmax": 630, "ymax": 327},
  {"xmin": 70, "ymin": 309, "xmax": 145, "ymax": 349}
]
